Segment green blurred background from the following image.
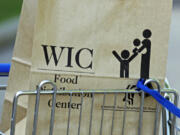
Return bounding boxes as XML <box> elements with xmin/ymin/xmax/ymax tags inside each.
<box><xmin>0</xmin><ymin>0</ymin><xmax>23</xmax><ymax>23</ymax></box>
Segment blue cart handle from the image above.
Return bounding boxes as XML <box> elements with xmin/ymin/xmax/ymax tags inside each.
<box><xmin>0</xmin><ymin>63</ymin><xmax>11</xmax><ymax>76</ymax></box>
<box><xmin>137</xmin><ymin>79</ymin><xmax>180</xmax><ymax>118</ymax></box>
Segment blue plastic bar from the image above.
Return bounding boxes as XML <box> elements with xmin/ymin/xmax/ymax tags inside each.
<box><xmin>0</xmin><ymin>63</ymin><xmax>10</xmax><ymax>76</ymax></box>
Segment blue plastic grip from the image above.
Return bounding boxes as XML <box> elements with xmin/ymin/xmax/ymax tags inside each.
<box><xmin>137</xmin><ymin>79</ymin><xmax>180</xmax><ymax>118</ymax></box>
<box><xmin>0</xmin><ymin>63</ymin><xmax>11</xmax><ymax>76</ymax></box>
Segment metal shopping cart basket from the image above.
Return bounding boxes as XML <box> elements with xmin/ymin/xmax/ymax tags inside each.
<box><xmin>0</xmin><ymin>68</ymin><xmax>180</xmax><ymax>135</ymax></box>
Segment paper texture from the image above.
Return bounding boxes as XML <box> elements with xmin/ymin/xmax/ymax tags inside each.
<box><xmin>5</xmin><ymin>118</ymin><xmax>27</xmax><ymax>135</ymax></box>
<box><xmin>0</xmin><ymin>100</ymin><xmax>26</xmax><ymax>133</ymax></box>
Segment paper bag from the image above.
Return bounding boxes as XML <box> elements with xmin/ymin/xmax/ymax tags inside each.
<box><xmin>24</xmin><ymin>0</ymin><xmax>172</xmax><ymax>134</ymax></box>
<box><xmin>31</xmin><ymin>0</ymin><xmax>172</xmax><ymax>80</ymax></box>
<box><xmin>0</xmin><ymin>0</ymin><xmax>38</xmax><ymax>132</ymax></box>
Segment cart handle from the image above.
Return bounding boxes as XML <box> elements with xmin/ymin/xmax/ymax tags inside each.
<box><xmin>137</xmin><ymin>79</ymin><xmax>180</xmax><ymax>118</ymax></box>
<box><xmin>0</xmin><ymin>63</ymin><xmax>10</xmax><ymax>76</ymax></box>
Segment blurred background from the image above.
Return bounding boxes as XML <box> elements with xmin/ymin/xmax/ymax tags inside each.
<box><xmin>168</xmin><ymin>0</ymin><xmax>180</xmax><ymax>90</ymax></box>
<box><xmin>0</xmin><ymin>0</ymin><xmax>22</xmax><ymax>85</ymax></box>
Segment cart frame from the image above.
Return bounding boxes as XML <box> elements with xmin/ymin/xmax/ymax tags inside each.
<box><xmin>0</xmin><ymin>79</ymin><xmax>179</xmax><ymax>135</ymax></box>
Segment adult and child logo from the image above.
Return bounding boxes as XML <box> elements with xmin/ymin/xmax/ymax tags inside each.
<box><xmin>112</xmin><ymin>29</ymin><xmax>152</xmax><ymax>79</ymax></box>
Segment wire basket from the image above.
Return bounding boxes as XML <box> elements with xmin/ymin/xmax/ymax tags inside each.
<box><xmin>0</xmin><ymin>79</ymin><xmax>179</xmax><ymax>135</ymax></box>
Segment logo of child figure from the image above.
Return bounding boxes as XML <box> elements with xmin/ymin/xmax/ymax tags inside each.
<box><xmin>112</xmin><ymin>29</ymin><xmax>152</xmax><ymax>79</ymax></box>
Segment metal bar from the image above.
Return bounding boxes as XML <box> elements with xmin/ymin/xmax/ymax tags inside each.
<box><xmin>162</xmin><ymin>108</ymin><xmax>166</xmax><ymax>135</ymax></box>
<box><xmin>122</xmin><ymin>93</ymin><xmax>127</xmax><ymax>135</ymax></box>
<box><xmin>110</xmin><ymin>93</ymin><xmax>117</xmax><ymax>135</ymax></box>
<box><xmin>153</xmin><ymin>102</ymin><xmax>160</xmax><ymax>135</ymax></box>
<box><xmin>162</xmin><ymin>105</ymin><xmax>168</xmax><ymax>135</ymax></box>
<box><xmin>165</xmin><ymin>110</ymin><xmax>170</xmax><ymax>135</ymax></box>
<box><xmin>171</xmin><ymin>92</ymin><xmax>179</xmax><ymax>135</ymax></box>
<box><xmin>49</xmin><ymin>84</ymin><xmax>57</xmax><ymax>135</ymax></box>
<box><xmin>99</xmin><ymin>93</ymin><xmax>106</xmax><ymax>135</ymax></box>
<box><xmin>138</xmin><ymin>91</ymin><xmax>144</xmax><ymax>135</ymax></box>
<box><xmin>78</xmin><ymin>93</ymin><xmax>84</xmax><ymax>135</ymax></box>
<box><xmin>144</xmin><ymin>79</ymin><xmax>161</xmax><ymax>135</ymax></box>
<box><xmin>163</xmin><ymin>79</ymin><xmax>171</xmax><ymax>135</ymax></box>
<box><xmin>163</xmin><ymin>92</ymin><xmax>179</xmax><ymax>135</ymax></box>
<box><xmin>10</xmin><ymin>92</ymin><xmax>21</xmax><ymax>135</ymax></box>
<box><xmin>32</xmin><ymin>80</ymin><xmax>57</xmax><ymax>135</ymax></box>
<box><xmin>32</xmin><ymin>86</ymin><xmax>41</xmax><ymax>135</ymax></box>
<box><xmin>162</xmin><ymin>95</ymin><xmax>170</xmax><ymax>135</ymax></box>
<box><xmin>88</xmin><ymin>93</ymin><xmax>94</xmax><ymax>135</ymax></box>
<box><xmin>7</xmin><ymin>90</ymin><xmax>142</xmax><ymax>96</ymax></box>
<box><xmin>3</xmin><ymin>88</ymin><xmax>176</xmax><ymax>98</ymax></box>
<box><xmin>67</xmin><ymin>93</ymin><xmax>72</xmax><ymax>135</ymax></box>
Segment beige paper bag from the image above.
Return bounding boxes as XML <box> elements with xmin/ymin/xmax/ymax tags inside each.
<box><xmin>31</xmin><ymin>0</ymin><xmax>172</xmax><ymax>80</ymax></box>
<box><xmin>0</xmin><ymin>0</ymin><xmax>38</xmax><ymax>132</ymax></box>
<box><xmin>24</xmin><ymin>0</ymin><xmax>172</xmax><ymax>134</ymax></box>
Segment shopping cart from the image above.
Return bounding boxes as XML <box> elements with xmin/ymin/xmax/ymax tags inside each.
<box><xmin>0</xmin><ymin>64</ymin><xmax>179</xmax><ymax>135</ymax></box>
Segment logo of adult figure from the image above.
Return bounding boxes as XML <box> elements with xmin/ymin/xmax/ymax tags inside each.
<box><xmin>136</xmin><ymin>29</ymin><xmax>152</xmax><ymax>79</ymax></box>
<box><xmin>112</xmin><ymin>46</ymin><xmax>138</xmax><ymax>78</ymax></box>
